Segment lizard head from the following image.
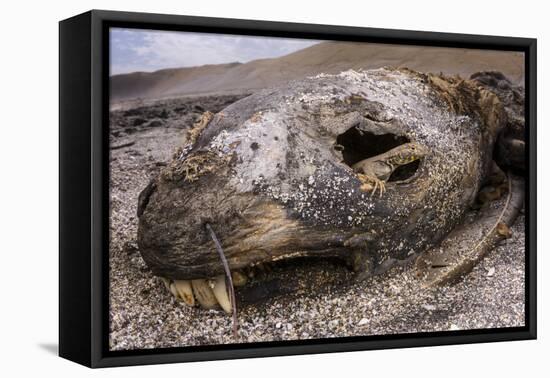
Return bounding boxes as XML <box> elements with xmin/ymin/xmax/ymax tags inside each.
<box><xmin>389</xmin><ymin>142</ymin><xmax>430</xmax><ymax>166</ymax></box>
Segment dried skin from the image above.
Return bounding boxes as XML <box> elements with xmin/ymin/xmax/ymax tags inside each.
<box><xmin>137</xmin><ymin>68</ymin><xmax>509</xmax><ymax>283</ymax></box>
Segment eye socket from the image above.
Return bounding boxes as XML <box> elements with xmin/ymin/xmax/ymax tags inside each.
<box><xmin>336</xmin><ymin>127</ymin><xmax>410</xmax><ymax>166</ymax></box>
<box><xmin>388</xmin><ymin>160</ymin><xmax>422</xmax><ymax>182</ymax></box>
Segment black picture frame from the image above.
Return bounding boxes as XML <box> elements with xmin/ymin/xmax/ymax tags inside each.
<box><xmin>59</xmin><ymin>9</ymin><xmax>537</xmax><ymax>368</ymax></box>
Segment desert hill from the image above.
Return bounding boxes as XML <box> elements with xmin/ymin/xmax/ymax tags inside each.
<box><xmin>110</xmin><ymin>41</ymin><xmax>524</xmax><ymax>102</ymax></box>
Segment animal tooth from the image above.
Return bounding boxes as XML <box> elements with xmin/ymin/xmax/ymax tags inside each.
<box><xmin>231</xmin><ymin>271</ymin><xmax>247</xmax><ymax>287</ymax></box>
<box><xmin>159</xmin><ymin>277</ymin><xmax>171</xmax><ymax>291</ymax></box>
<box><xmin>211</xmin><ymin>275</ymin><xmax>232</xmax><ymax>314</ymax></box>
<box><xmin>174</xmin><ymin>280</ymin><xmax>195</xmax><ymax>306</ymax></box>
<box><xmin>191</xmin><ymin>279</ymin><xmax>218</xmax><ymax>309</ymax></box>
<box><xmin>169</xmin><ymin>282</ymin><xmax>180</xmax><ymax>299</ymax></box>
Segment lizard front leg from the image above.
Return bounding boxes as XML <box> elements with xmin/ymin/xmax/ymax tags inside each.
<box><xmin>357</xmin><ymin>173</ymin><xmax>386</xmax><ymax>198</ymax></box>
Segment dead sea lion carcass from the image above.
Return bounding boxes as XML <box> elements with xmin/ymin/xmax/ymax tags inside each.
<box><xmin>136</xmin><ymin>68</ymin><xmax>513</xmax><ymax>310</ymax></box>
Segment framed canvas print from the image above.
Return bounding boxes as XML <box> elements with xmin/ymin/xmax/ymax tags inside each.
<box><xmin>59</xmin><ymin>10</ymin><xmax>536</xmax><ymax>368</ymax></box>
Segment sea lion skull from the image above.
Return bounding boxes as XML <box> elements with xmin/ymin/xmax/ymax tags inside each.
<box><xmin>136</xmin><ymin>68</ymin><xmax>507</xmax><ymax>303</ymax></box>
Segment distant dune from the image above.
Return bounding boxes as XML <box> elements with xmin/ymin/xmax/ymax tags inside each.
<box><xmin>110</xmin><ymin>41</ymin><xmax>524</xmax><ymax>102</ymax></box>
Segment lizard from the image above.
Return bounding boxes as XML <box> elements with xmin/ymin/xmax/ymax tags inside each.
<box><xmin>352</xmin><ymin>142</ymin><xmax>428</xmax><ymax>197</ymax></box>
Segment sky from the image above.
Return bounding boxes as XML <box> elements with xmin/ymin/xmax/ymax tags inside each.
<box><xmin>110</xmin><ymin>28</ymin><xmax>321</xmax><ymax>75</ymax></box>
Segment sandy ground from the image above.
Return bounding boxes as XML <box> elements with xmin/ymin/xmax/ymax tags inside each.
<box><xmin>108</xmin><ymin>95</ymin><xmax>525</xmax><ymax>351</ymax></box>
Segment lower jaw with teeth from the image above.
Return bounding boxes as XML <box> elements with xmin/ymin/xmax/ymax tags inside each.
<box><xmin>160</xmin><ymin>271</ymin><xmax>247</xmax><ymax>313</ymax></box>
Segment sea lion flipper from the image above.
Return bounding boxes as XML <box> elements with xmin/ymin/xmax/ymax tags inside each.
<box><xmin>415</xmin><ymin>174</ymin><xmax>524</xmax><ymax>286</ymax></box>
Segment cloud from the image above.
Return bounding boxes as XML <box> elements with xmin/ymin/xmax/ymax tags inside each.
<box><xmin>110</xmin><ymin>28</ymin><xmax>321</xmax><ymax>75</ymax></box>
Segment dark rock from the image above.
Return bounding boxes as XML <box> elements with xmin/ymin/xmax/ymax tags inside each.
<box><xmin>132</xmin><ymin>118</ymin><xmax>147</xmax><ymax>127</ymax></box>
<box><xmin>147</xmin><ymin>119</ymin><xmax>164</xmax><ymax>128</ymax></box>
